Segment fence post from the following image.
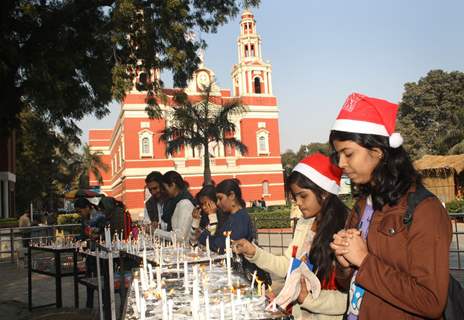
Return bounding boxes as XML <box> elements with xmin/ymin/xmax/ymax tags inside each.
<box><xmin>10</xmin><ymin>228</ymin><xmax>14</xmax><ymax>263</ymax></box>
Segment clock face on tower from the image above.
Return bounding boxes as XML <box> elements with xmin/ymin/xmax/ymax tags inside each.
<box><xmin>197</xmin><ymin>71</ymin><xmax>210</xmax><ymax>87</ymax></box>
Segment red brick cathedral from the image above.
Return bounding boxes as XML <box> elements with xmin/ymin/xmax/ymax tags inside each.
<box><xmin>89</xmin><ymin>10</ymin><xmax>285</xmax><ymax>219</ymax></box>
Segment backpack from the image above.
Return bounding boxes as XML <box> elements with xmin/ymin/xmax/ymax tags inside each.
<box><xmin>403</xmin><ymin>184</ymin><xmax>464</xmax><ymax>320</ymax></box>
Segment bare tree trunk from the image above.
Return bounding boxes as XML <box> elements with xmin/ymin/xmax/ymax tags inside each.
<box><xmin>203</xmin><ymin>143</ymin><xmax>212</xmax><ymax>186</ymax></box>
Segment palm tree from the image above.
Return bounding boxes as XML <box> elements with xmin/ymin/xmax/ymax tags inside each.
<box><xmin>69</xmin><ymin>143</ymin><xmax>109</xmax><ymax>189</ymax></box>
<box><xmin>160</xmin><ymin>83</ymin><xmax>248</xmax><ymax>185</ymax></box>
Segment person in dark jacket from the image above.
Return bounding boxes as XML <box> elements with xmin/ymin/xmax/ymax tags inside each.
<box><xmin>144</xmin><ymin>171</ymin><xmax>166</xmax><ymax>227</ymax></box>
<box><xmin>199</xmin><ymin>179</ymin><xmax>254</xmax><ymax>253</ymax></box>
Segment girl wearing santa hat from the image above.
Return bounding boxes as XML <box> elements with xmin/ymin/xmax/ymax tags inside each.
<box><xmin>234</xmin><ymin>153</ymin><xmax>349</xmax><ymax>319</ymax></box>
<box><xmin>329</xmin><ymin>93</ymin><xmax>451</xmax><ymax>319</ymax></box>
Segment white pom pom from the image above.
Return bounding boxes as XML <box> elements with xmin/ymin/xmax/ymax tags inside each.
<box><xmin>389</xmin><ymin>132</ymin><xmax>403</xmax><ymax>148</ymax></box>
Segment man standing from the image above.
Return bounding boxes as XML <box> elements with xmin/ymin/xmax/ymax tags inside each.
<box><xmin>144</xmin><ymin>171</ymin><xmax>166</xmax><ymax>228</ymax></box>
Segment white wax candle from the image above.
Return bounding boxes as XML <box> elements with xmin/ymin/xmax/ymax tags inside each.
<box><xmin>140</xmin><ymin>267</ymin><xmax>148</xmax><ymax>291</ymax></box>
<box><xmin>209</xmin><ymin>258</ymin><xmax>213</xmax><ymax>272</ymax></box>
<box><xmin>147</xmin><ymin>264</ymin><xmax>154</xmax><ymax>287</ymax></box>
<box><xmin>204</xmin><ymin>289</ymin><xmax>210</xmax><ymax>320</ymax></box>
<box><xmin>206</xmin><ymin>236</ymin><xmax>210</xmax><ymax>258</ymax></box>
<box><xmin>220</xmin><ymin>301</ymin><xmax>225</xmax><ymax>320</ymax></box>
<box><xmin>140</xmin><ymin>297</ymin><xmax>146</xmax><ymax>320</ymax></box>
<box><xmin>162</xmin><ymin>289</ymin><xmax>168</xmax><ymax>320</ymax></box>
<box><xmin>250</xmin><ymin>270</ymin><xmax>257</xmax><ymax>294</ymax></box>
<box><xmin>231</xmin><ymin>293</ymin><xmax>236</xmax><ymax>320</ymax></box>
<box><xmin>156</xmin><ymin>266</ymin><xmax>162</xmax><ymax>290</ymax></box>
<box><xmin>143</xmin><ymin>246</ymin><xmax>147</xmax><ymax>273</ymax></box>
<box><xmin>134</xmin><ymin>279</ymin><xmax>140</xmax><ymax>313</ymax></box>
<box><xmin>262</xmin><ymin>284</ymin><xmax>266</xmax><ymax>297</ymax></box>
<box><xmin>168</xmin><ymin>299</ymin><xmax>174</xmax><ymax>320</ymax></box>
<box><xmin>226</xmin><ymin>233</ymin><xmax>232</xmax><ymax>287</ymax></box>
<box><xmin>184</xmin><ymin>261</ymin><xmax>189</xmax><ymax>294</ymax></box>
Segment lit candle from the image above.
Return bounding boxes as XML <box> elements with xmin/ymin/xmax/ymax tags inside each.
<box><xmin>162</xmin><ymin>289</ymin><xmax>168</xmax><ymax>320</ymax></box>
<box><xmin>262</xmin><ymin>284</ymin><xmax>266</xmax><ymax>298</ymax></box>
<box><xmin>250</xmin><ymin>270</ymin><xmax>257</xmax><ymax>295</ymax></box>
<box><xmin>256</xmin><ymin>278</ymin><xmax>263</xmax><ymax>296</ymax></box>
<box><xmin>206</xmin><ymin>236</ymin><xmax>210</xmax><ymax>258</ymax></box>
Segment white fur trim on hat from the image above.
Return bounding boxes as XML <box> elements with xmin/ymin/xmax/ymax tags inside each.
<box><xmin>389</xmin><ymin>132</ymin><xmax>403</xmax><ymax>148</ymax></box>
<box><xmin>293</xmin><ymin>163</ymin><xmax>340</xmax><ymax>195</ymax></box>
<box><xmin>332</xmin><ymin>119</ymin><xmax>389</xmax><ymax>136</ymax></box>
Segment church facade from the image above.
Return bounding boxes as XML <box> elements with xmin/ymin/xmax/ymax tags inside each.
<box><xmin>89</xmin><ymin>10</ymin><xmax>285</xmax><ymax>218</ymax></box>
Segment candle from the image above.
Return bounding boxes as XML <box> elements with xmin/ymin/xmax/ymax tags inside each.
<box><xmin>168</xmin><ymin>299</ymin><xmax>174</xmax><ymax>320</ymax></box>
<box><xmin>140</xmin><ymin>296</ymin><xmax>146</xmax><ymax>320</ymax></box>
<box><xmin>143</xmin><ymin>246</ymin><xmax>147</xmax><ymax>273</ymax></box>
<box><xmin>140</xmin><ymin>267</ymin><xmax>148</xmax><ymax>291</ymax></box>
<box><xmin>176</xmin><ymin>246</ymin><xmax>180</xmax><ymax>278</ymax></box>
<box><xmin>220</xmin><ymin>301</ymin><xmax>225</xmax><ymax>320</ymax></box>
<box><xmin>225</xmin><ymin>231</ymin><xmax>232</xmax><ymax>287</ymax></box>
<box><xmin>184</xmin><ymin>262</ymin><xmax>189</xmax><ymax>294</ymax></box>
<box><xmin>147</xmin><ymin>264</ymin><xmax>154</xmax><ymax>287</ymax></box>
<box><xmin>250</xmin><ymin>270</ymin><xmax>257</xmax><ymax>295</ymax></box>
<box><xmin>156</xmin><ymin>266</ymin><xmax>162</xmax><ymax>290</ymax></box>
<box><xmin>134</xmin><ymin>279</ymin><xmax>140</xmax><ymax>313</ymax></box>
<box><xmin>206</xmin><ymin>236</ymin><xmax>210</xmax><ymax>258</ymax></box>
<box><xmin>262</xmin><ymin>284</ymin><xmax>266</xmax><ymax>298</ymax></box>
<box><xmin>230</xmin><ymin>292</ymin><xmax>236</xmax><ymax>320</ymax></box>
<box><xmin>162</xmin><ymin>289</ymin><xmax>168</xmax><ymax>320</ymax></box>
<box><xmin>209</xmin><ymin>258</ymin><xmax>213</xmax><ymax>272</ymax></box>
<box><xmin>204</xmin><ymin>289</ymin><xmax>210</xmax><ymax>320</ymax></box>
<box><xmin>256</xmin><ymin>278</ymin><xmax>263</xmax><ymax>296</ymax></box>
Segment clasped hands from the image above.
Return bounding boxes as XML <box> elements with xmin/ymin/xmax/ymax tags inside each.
<box><xmin>329</xmin><ymin>228</ymin><xmax>368</xmax><ymax>268</ymax></box>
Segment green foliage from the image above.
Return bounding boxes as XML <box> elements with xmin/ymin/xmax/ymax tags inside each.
<box><xmin>249</xmin><ymin>206</ymin><xmax>291</xmax><ymax>229</ymax></box>
<box><xmin>160</xmin><ymin>83</ymin><xmax>248</xmax><ymax>185</ymax></box>
<box><xmin>398</xmin><ymin>70</ymin><xmax>464</xmax><ymax>159</ymax></box>
<box><xmin>68</xmin><ymin>144</ymin><xmax>109</xmax><ymax>189</ymax></box>
<box><xmin>0</xmin><ymin>218</ymin><xmax>18</xmax><ymax>228</ymax></box>
<box><xmin>446</xmin><ymin>199</ymin><xmax>464</xmax><ymax>214</ymax></box>
<box><xmin>1</xmin><ymin>0</ymin><xmax>259</xmax><ymax>141</ymax></box>
<box><xmin>57</xmin><ymin>213</ymin><xmax>81</xmax><ymax>225</ymax></box>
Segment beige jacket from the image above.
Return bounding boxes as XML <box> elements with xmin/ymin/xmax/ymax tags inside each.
<box><xmin>247</xmin><ymin>217</ymin><xmax>347</xmax><ymax>320</ymax></box>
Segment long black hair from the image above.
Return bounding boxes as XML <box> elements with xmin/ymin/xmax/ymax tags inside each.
<box><xmin>216</xmin><ymin>179</ymin><xmax>246</xmax><ymax>208</ymax></box>
<box><xmin>287</xmin><ymin>171</ymin><xmax>348</xmax><ymax>283</ymax></box>
<box><xmin>329</xmin><ymin>130</ymin><xmax>421</xmax><ymax>210</ymax></box>
<box><xmin>162</xmin><ymin>171</ymin><xmax>189</xmax><ymax>191</ymax></box>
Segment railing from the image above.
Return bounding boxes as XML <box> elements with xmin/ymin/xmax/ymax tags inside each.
<box><xmin>0</xmin><ymin>224</ymin><xmax>80</xmax><ymax>263</ymax></box>
<box><xmin>254</xmin><ymin>214</ymin><xmax>464</xmax><ymax>271</ymax></box>
<box><xmin>449</xmin><ymin>213</ymin><xmax>464</xmax><ymax>270</ymax></box>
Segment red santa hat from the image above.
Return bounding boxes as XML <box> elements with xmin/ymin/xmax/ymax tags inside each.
<box><xmin>292</xmin><ymin>153</ymin><xmax>342</xmax><ymax>195</ymax></box>
<box><xmin>331</xmin><ymin>93</ymin><xmax>403</xmax><ymax>148</ymax></box>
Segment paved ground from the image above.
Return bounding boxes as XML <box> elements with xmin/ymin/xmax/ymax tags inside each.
<box><xmin>0</xmin><ymin>262</ymin><xmax>99</xmax><ymax>320</ymax></box>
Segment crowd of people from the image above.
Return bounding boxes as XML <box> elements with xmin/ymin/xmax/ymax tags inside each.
<box><xmin>71</xmin><ymin>92</ymin><xmax>453</xmax><ymax>319</ymax></box>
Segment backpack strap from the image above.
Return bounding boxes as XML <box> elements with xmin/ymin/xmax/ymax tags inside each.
<box><xmin>403</xmin><ymin>184</ymin><xmax>436</xmax><ymax>228</ymax></box>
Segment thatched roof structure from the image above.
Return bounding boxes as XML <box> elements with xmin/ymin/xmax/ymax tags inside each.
<box><xmin>414</xmin><ymin>154</ymin><xmax>464</xmax><ymax>174</ymax></box>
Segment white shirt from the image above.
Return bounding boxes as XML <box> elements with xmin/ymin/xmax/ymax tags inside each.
<box><xmin>170</xmin><ymin>199</ymin><xmax>194</xmax><ymax>242</ymax></box>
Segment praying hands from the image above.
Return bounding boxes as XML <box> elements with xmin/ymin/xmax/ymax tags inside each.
<box><xmin>330</xmin><ymin>229</ymin><xmax>369</xmax><ymax>268</ymax></box>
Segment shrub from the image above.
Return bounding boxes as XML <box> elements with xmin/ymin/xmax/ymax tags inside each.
<box><xmin>250</xmin><ymin>207</ymin><xmax>291</xmax><ymax>229</ymax></box>
<box><xmin>57</xmin><ymin>213</ymin><xmax>81</xmax><ymax>225</ymax></box>
<box><xmin>446</xmin><ymin>199</ymin><xmax>464</xmax><ymax>214</ymax></box>
<box><xmin>0</xmin><ymin>218</ymin><xmax>18</xmax><ymax>228</ymax></box>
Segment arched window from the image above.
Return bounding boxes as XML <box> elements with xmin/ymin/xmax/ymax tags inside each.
<box><xmin>139</xmin><ymin>130</ymin><xmax>154</xmax><ymax>158</ymax></box>
<box><xmin>250</xmin><ymin>44</ymin><xmax>255</xmax><ymax>57</ymax></box>
<box><xmin>256</xmin><ymin>130</ymin><xmax>269</xmax><ymax>155</ymax></box>
<box><xmin>244</xmin><ymin>44</ymin><xmax>249</xmax><ymax>57</ymax></box>
<box><xmin>262</xmin><ymin>181</ymin><xmax>270</xmax><ymax>195</ymax></box>
<box><xmin>254</xmin><ymin>77</ymin><xmax>261</xmax><ymax>94</ymax></box>
<box><xmin>142</xmin><ymin>137</ymin><xmax>149</xmax><ymax>154</ymax></box>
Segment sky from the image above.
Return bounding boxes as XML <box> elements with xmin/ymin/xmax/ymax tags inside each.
<box><xmin>78</xmin><ymin>0</ymin><xmax>464</xmax><ymax>152</ymax></box>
